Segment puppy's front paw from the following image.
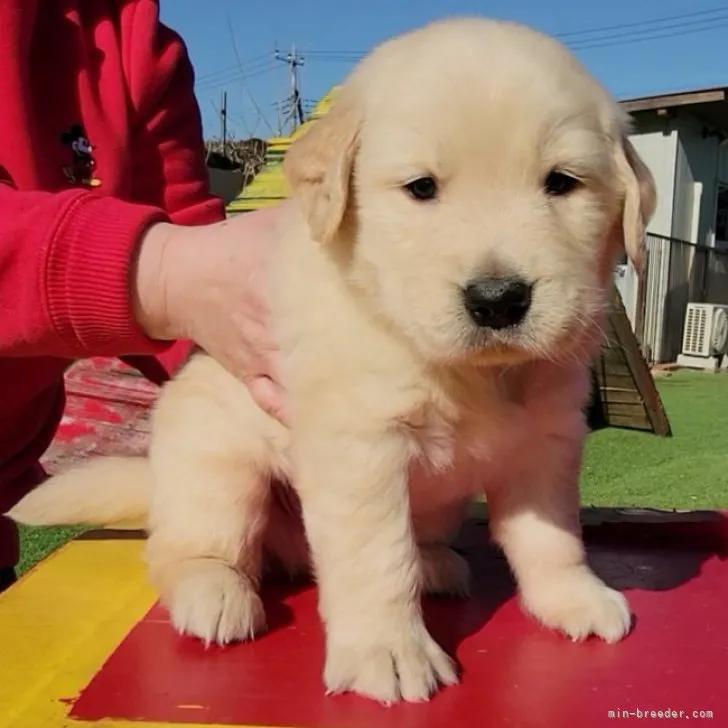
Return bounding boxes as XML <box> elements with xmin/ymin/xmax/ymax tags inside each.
<box><xmin>168</xmin><ymin>561</ymin><xmax>266</xmax><ymax>646</ymax></box>
<box><xmin>521</xmin><ymin>564</ymin><xmax>632</xmax><ymax>643</ymax></box>
<box><xmin>419</xmin><ymin>544</ymin><xmax>471</xmax><ymax>597</ymax></box>
<box><xmin>324</xmin><ymin>618</ymin><xmax>458</xmax><ymax>704</ymax></box>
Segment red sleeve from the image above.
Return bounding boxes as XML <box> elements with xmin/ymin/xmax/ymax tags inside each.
<box><xmin>0</xmin><ymin>2</ymin><xmax>224</xmax><ymax>376</ymax></box>
<box><xmin>121</xmin><ymin>1</ymin><xmax>224</xmax><ymax>226</ymax></box>
<box><xmin>118</xmin><ymin>1</ymin><xmax>226</xmax><ymax>383</ymax></box>
<box><xmin>0</xmin><ymin>184</ymin><xmax>172</xmax><ymax>359</ymax></box>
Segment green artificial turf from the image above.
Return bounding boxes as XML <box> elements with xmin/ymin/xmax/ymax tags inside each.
<box><xmin>17</xmin><ymin>525</ymin><xmax>87</xmax><ymax>574</ymax></box>
<box><xmin>581</xmin><ymin>370</ymin><xmax>728</xmax><ymax>510</ymax></box>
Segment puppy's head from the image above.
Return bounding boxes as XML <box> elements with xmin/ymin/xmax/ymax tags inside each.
<box><xmin>284</xmin><ymin>17</ymin><xmax>656</xmax><ymax>365</ymax></box>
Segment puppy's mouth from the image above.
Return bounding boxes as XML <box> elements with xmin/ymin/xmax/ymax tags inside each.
<box><xmin>455</xmin><ymin>274</ymin><xmax>536</xmax><ymax>364</ymax></box>
<box><xmin>456</xmin><ymin>284</ymin><xmax>603</xmax><ymax>366</ymax></box>
<box><xmin>459</xmin><ymin>341</ymin><xmax>529</xmax><ymax>366</ymax></box>
<box><xmin>459</xmin><ymin>321</ymin><xmax>595</xmax><ymax>367</ymax></box>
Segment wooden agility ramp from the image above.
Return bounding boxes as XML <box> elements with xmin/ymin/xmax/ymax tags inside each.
<box><xmin>588</xmin><ymin>287</ymin><xmax>671</xmax><ymax>436</ymax></box>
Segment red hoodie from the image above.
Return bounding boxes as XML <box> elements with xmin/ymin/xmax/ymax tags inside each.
<box><xmin>0</xmin><ymin>0</ymin><xmax>225</xmax><ymax>565</ymax></box>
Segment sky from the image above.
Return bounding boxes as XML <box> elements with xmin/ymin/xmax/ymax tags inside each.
<box><xmin>159</xmin><ymin>0</ymin><xmax>728</xmax><ymax>141</ymax></box>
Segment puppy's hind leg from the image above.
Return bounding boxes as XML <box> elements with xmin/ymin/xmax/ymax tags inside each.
<box><xmin>414</xmin><ymin>499</ymin><xmax>473</xmax><ymax>598</ymax></box>
<box><xmin>147</xmin><ymin>465</ymin><xmax>269</xmax><ymax>647</ymax></box>
<box><xmin>419</xmin><ymin>544</ymin><xmax>471</xmax><ymax>597</ymax></box>
<box><xmin>145</xmin><ymin>361</ymin><xmax>274</xmax><ymax>646</ymax></box>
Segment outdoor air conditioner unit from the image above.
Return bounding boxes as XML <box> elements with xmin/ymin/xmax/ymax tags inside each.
<box><xmin>680</xmin><ymin>303</ymin><xmax>728</xmax><ymax>361</ymax></box>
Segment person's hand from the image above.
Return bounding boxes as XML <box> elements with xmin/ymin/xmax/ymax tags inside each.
<box><xmin>132</xmin><ymin>204</ymin><xmax>287</xmax><ymax>423</ymax></box>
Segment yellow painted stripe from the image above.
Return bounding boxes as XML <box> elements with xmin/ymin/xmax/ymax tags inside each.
<box><xmin>0</xmin><ymin>539</ymin><xmax>293</xmax><ymax>728</ymax></box>
<box><xmin>226</xmin><ymin>87</ymin><xmax>341</xmax><ymax>216</ymax></box>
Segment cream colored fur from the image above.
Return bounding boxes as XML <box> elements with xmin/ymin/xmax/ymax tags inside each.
<box><xmin>9</xmin><ymin>17</ymin><xmax>656</xmax><ymax>705</ymax></box>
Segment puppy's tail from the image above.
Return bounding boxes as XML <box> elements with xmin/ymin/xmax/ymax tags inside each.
<box><xmin>7</xmin><ymin>456</ymin><xmax>152</xmax><ymax>527</ymax></box>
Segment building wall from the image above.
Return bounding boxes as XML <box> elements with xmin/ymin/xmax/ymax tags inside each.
<box><xmin>628</xmin><ymin>113</ymin><xmax>721</xmax><ymax>245</ymax></box>
<box><xmin>628</xmin><ymin>120</ymin><xmax>678</xmax><ymax>238</ymax></box>
<box><xmin>627</xmin><ymin>110</ymin><xmax>727</xmax><ymax>362</ymax></box>
<box><xmin>719</xmin><ymin>142</ymin><xmax>728</xmax><ymax>182</ymax></box>
<box><xmin>619</xmin><ymin>121</ymin><xmax>678</xmax><ymax>327</ymax></box>
<box><xmin>672</xmin><ymin>115</ymin><xmax>719</xmax><ymax>247</ymax></box>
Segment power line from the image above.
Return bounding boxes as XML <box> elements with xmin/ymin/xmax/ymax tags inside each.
<box><xmin>225</xmin><ymin>16</ymin><xmax>276</xmax><ymax>136</ymax></box>
<box><xmin>577</xmin><ymin>19</ymin><xmax>728</xmax><ymax>51</ymax></box>
<box><xmin>195</xmin><ymin>52</ymin><xmax>272</xmax><ymax>83</ymax></box>
<box><xmin>195</xmin><ymin>61</ymin><xmax>278</xmax><ymax>93</ymax></box>
<box><xmin>557</xmin><ymin>3</ymin><xmax>728</xmax><ymax>38</ymax></box>
<box><xmin>302</xmin><ymin>19</ymin><xmax>728</xmax><ymax>62</ymax></box>
<box><xmin>300</xmin><ymin>4</ymin><xmax>728</xmax><ymax>59</ymax></box>
<box><xmin>199</xmin><ymin>3</ymin><xmax>728</xmax><ymax>138</ymax></box>
<box><xmin>197</xmin><ymin>59</ymin><xmax>277</xmax><ymax>85</ymax></box>
<box><xmin>570</xmin><ymin>10</ymin><xmax>728</xmax><ymax>49</ymax></box>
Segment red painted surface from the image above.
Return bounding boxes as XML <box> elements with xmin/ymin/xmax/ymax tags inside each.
<box><xmin>41</xmin><ymin>358</ymin><xmax>157</xmax><ymax>473</ymax></box>
<box><xmin>71</xmin><ymin>517</ymin><xmax>728</xmax><ymax>728</ymax></box>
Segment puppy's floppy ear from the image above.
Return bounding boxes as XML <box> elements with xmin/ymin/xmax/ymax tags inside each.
<box><xmin>283</xmin><ymin>91</ymin><xmax>360</xmax><ymax>244</ymax></box>
<box><xmin>613</xmin><ymin>135</ymin><xmax>657</xmax><ymax>274</ymax></box>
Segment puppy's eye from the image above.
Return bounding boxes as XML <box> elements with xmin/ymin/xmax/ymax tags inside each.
<box><xmin>544</xmin><ymin>170</ymin><xmax>581</xmax><ymax>196</ymax></box>
<box><xmin>404</xmin><ymin>176</ymin><xmax>438</xmax><ymax>201</ymax></box>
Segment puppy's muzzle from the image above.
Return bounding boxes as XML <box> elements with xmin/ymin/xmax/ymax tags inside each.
<box><xmin>462</xmin><ymin>277</ymin><xmax>532</xmax><ymax>330</ymax></box>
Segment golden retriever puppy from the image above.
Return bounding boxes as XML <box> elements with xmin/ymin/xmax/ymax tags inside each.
<box><xmin>9</xmin><ymin>16</ymin><xmax>656</xmax><ymax>705</ymax></box>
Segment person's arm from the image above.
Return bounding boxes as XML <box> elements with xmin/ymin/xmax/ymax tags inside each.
<box><xmin>0</xmin><ymin>184</ymin><xmax>172</xmax><ymax>359</ymax></box>
<box><xmin>0</xmin><ymin>2</ymin><xmax>222</xmax><ymax>365</ymax></box>
<box><xmin>117</xmin><ymin>1</ymin><xmax>226</xmax><ymax>384</ymax></box>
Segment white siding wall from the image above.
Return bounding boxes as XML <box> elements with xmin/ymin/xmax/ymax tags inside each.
<box><xmin>672</xmin><ymin>116</ymin><xmax>719</xmax><ymax>247</ymax></box>
<box><xmin>619</xmin><ymin>126</ymin><xmax>678</xmax><ymax>330</ymax></box>
<box><xmin>627</xmin><ymin>116</ymin><xmax>719</xmax><ymax>245</ymax></box>
<box><xmin>629</xmin><ymin>127</ymin><xmax>678</xmax><ymax>238</ymax></box>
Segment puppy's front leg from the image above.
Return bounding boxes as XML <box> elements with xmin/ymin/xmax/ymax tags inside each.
<box><xmin>487</xmin><ymin>431</ymin><xmax>632</xmax><ymax>643</ymax></box>
<box><xmin>294</xmin><ymin>426</ymin><xmax>458</xmax><ymax>704</ymax></box>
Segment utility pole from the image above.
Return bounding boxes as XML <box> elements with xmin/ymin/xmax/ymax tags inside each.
<box><xmin>220</xmin><ymin>91</ymin><xmax>228</xmax><ymax>155</ymax></box>
<box><xmin>275</xmin><ymin>45</ymin><xmax>305</xmax><ymax>134</ymax></box>
<box><xmin>271</xmin><ymin>100</ymin><xmax>284</xmax><ymax>137</ymax></box>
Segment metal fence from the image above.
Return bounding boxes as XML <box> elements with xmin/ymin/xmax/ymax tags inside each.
<box><xmin>636</xmin><ymin>233</ymin><xmax>728</xmax><ymax>364</ymax></box>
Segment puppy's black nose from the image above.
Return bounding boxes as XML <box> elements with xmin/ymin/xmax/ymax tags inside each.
<box><xmin>462</xmin><ymin>277</ymin><xmax>532</xmax><ymax>329</ymax></box>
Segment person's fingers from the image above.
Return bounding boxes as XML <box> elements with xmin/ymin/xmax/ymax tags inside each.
<box><xmin>233</xmin><ymin>319</ymin><xmax>283</xmax><ymax>382</ymax></box>
<box><xmin>269</xmin><ymin>355</ymin><xmax>285</xmax><ymax>391</ymax></box>
<box><xmin>246</xmin><ymin>376</ymin><xmax>288</xmax><ymax>426</ymax></box>
<box><xmin>249</xmin><ymin>334</ymin><xmax>284</xmax><ymax>386</ymax></box>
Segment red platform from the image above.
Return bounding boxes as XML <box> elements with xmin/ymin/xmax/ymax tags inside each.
<box><xmin>6</xmin><ymin>358</ymin><xmax>722</xmax><ymax>727</ymax></box>
<box><xmin>64</xmin><ymin>515</ymin><xmax>727</xmax><ymax>727</ymax></box>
